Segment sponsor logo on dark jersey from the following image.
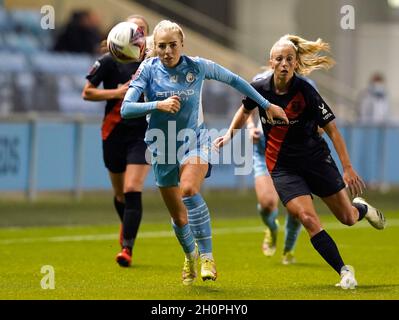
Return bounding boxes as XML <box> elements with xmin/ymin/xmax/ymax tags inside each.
<box><xmin>266</xmin><ymin>119</ymin><xmax>300</xmax><ymax>126</ymax></box>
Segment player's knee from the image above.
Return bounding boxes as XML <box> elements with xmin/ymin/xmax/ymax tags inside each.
<box><xmin>258</xmin><ymin>198</ymin><xmax>277</xmax><ymax>213</ymax></box>
<box><xmin>172</xmin><ymin>215</ymin><xmax>188</xmax><ymax>227</ymax></box>
<box><xmin>297</xmin><ymin>210</ymin><xmax>318</xmax><ymax>231</ymax></box>
<box><xmin>180</xmin><ymin>184</ymin><xmax>199</xmax><ymax>197</ymax></box>
<box><xmin>124</xmin><ymin>185</ymin><xmax>142</xmax><ymax>193</ymax></box>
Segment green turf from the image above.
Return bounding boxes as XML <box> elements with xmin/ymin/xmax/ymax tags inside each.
<box><xmin>0</xmin><ymin>190</ymin><xmax>398</xmax><ymax>299</ymax></box>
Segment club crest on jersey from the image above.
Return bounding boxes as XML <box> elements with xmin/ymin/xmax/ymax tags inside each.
<box><xmin>291</xmin><ymin>101</ymin><xmax>302</xmax><ymax>113</ymax></box>
<box><xmin>186</xmin><ymin>72</ymin><xmax>195</xmax><ymax>83</ymax></box>
<box><xmin>318</xmin><ymin>103</ymin><xmax>330</xmax><ymax>115</ymax></box>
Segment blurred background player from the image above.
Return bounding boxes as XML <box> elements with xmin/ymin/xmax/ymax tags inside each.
<box><xmin>121</xmin><ymin>20</ymin><xmax>286</xmax><ymax>285</ymax></box>
<box><xmin>82</xmin><ymin>15</ymin><xmax>151</xmax><ymax>267</ymax></box>
<box><xmin>214</xmin><ymin>34</ymin><xmax>386</xmax><ymax>289</ymax></box>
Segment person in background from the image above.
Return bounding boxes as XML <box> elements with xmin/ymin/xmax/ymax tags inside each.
<box><xmin>82</xmin><ymin>15</ymin><xmax>150</xmax><ymax>267</ymax></box>
<box><xmin>54</xmin><ymin>10</ymin><xmax>102</xmax><ymax>54</ymax></box>
<box><xmin>357</xmin><ymin>72</ymin><xmax>390</xmax><ymax>125</ymax></box>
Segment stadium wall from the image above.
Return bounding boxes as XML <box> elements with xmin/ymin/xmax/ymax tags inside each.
<box><xmin>0</xmin><ymin>116</ymin><xmax>398</xmax><ymax>199</ymax></box>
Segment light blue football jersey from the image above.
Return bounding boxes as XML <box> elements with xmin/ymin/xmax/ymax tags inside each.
<box><xmin>121</xmin><ymin>55</ymin><xmax>271</xmax><ymax>159</ymax></box>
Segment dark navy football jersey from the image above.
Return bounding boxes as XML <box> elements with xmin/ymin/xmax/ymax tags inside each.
<box><xmin>86</xmin><ymin>53</ymin><xmax>147</xmax><ymax>140</ymax></box>
<box><xmin>243</xmin><ymin>74</ymin><xmax>335</xmax><ymax>172</ymax></box>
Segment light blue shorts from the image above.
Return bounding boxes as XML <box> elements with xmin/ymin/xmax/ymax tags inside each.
<box><xmin>253</xmin><ymin>135</ymin><xmax>270</xmax><ymax>178</ymax></box>
<box><xmin>152</xmin><ymin>135</ymin><xmax>212</xmax><ymax>188</ymax></box>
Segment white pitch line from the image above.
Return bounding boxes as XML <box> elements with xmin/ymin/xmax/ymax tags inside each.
<box><xmin>0</xmin><ymin>219</ymin><xmax>397</xmax><ymax>245</ymax></box>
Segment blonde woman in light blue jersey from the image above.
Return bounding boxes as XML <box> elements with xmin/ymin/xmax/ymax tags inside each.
<box><xmin>121</xmin><ymin>20</ymin><xmax>287</xmax><ymax>285</ymax></box>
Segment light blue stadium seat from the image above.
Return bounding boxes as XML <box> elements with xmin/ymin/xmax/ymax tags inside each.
<box><xmin>30</xmin><ymin>52</ymin><xmax>92</xmax><ymax>75</ymax></box>
<box><xmin>9</xmin><ymin>9</ymin><xmax>42</xmax><ymax>34</ymax></box>
<box><xmin>0</xmin><ymin>52</ymin><xmax>27</xmax><ymax>72</ymax></box>
<box><xmin>0</xmin><ymin>8</ymin><xmax>10</xmax><ymax>31</ymax></box>
<box><xmin>4</xmin><ymin>32</ymin><xmax>41</xmax><ymax>53</ymax></box>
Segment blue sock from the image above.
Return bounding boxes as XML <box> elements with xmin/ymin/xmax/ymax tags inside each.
<box><xmin>171</xmin><ymin>222</ymin><xmax>196</xmax><ymax>254</ymax></box>
<box><xmin>257</xmin><ymin>204</ymin><xmax>278</xmax><ymax>231</ymax></box>
<box><xmin>183</xmin><ymin>193</ymin><xmax>212</xmax><ymax>255</ymax></box>
<box><xmin>284</xmin><ymin>214</ymin><xmax>301</xmax><ymax>253</ymax></box>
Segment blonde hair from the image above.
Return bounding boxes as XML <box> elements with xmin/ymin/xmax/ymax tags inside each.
<box><xmin>146</xmin><ymin>20</ymin><xmax>185</xmax><ymax>58</ymax></box>
<box><xmin>270</xmin><ymin>34</ymin><xmax>335</xmax><ymax>76</ymax></box>
<box><xmin>145</xmin><ymin>35</ymin><xmax>155</xmax><ymax>58</ymax></box>
<box><xmin>153</xmin><ymin>20</ymin><xmax>184</xmax><ymax>43</ymax></box>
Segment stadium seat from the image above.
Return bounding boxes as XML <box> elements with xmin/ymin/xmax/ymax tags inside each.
<box><xmin>4</xmin><ymin>32</ymin><xmax>41</xmax><ymax>54</ymax></box>
<box><xmin>30</xmin><ymin>52</ymin><xmax>92</xmax><ymax>75</ymax></box>
<box><xmin>9</xmin><ymin>9</ymin><xmax>42</xmax><ymax>35</ymax></box>
<box><xmin>0</xmin><ymin>52</ymin><xmax>27</xmax><ymax>72</ymax></box>
<box><xmin>0</xmin><ymin>8</ymin><xmax>10</xmax><ymax>31</ymax></box>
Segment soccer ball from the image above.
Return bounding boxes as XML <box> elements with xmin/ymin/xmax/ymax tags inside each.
<box><xmin>107</xmin><ymin>21</ymin><xmax>145</xmax><ymax>63</ymax></box>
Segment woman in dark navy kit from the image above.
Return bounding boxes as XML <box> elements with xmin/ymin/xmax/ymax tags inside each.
<box><xmin>215</xmin><ymin>34</ymin><xmax>386</xmax><ymax>289</ymax></box>
<box><xmin>82</xmin><ymin>15</ymin><xmax>150</xmax><ymax>267</ymax></box>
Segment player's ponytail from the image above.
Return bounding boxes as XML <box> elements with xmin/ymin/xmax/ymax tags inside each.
<box><xmin>270</xmin><ymin>34</ymin><xmax>335</xmax><ymax>75</ymax></box>
<box><xmin>143</xmin><ymin>35</ymin><xmax>155</xmax><ymax>58</ymax></box>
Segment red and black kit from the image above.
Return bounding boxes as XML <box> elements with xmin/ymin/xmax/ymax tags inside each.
<box><xmin>243</xmin><ymin>74</ymin><xmax>346</xmax><ymax>205</ymax></box>
<box><xmin>86</xmin><ymin>53</ymin><xmax>148</xmax><ymax>173</ymax></box>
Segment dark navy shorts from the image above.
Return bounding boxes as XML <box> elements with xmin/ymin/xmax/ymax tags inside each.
<box><xmin>271</xmin><ymin>154</ymin><xmax>346</xmax><ymax>206</ymax></box>
<box><xmin>102</xmin><ymin>125</ymin><xmax>149</xmax><ymax>173</ymax></box>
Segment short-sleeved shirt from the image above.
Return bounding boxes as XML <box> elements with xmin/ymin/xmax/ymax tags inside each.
<box><xmin>243</xmin><ymin>74</ymin><xmax>335</xmax><ymax>173</ymax></box>
<box><xmin>86</xmin><ymin>53</ymin><xmax>147</xmax><ymax>140</ymax></box>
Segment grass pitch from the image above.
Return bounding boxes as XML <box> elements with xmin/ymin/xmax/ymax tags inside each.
<box><xmin>0</xmin><ymin>190</ymin><xmax>398</xmax><ymax>300</ymax></box>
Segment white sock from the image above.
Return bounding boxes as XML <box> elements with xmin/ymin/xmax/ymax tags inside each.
<box><xmin>200</xmin><ymin>253</ymin><xmax>213</xmax><ymax>261</ymax></box>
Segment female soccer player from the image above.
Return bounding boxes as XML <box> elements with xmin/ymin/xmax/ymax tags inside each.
<box><xmin>247</xmin><ymin>69</ymin><xmax>309</xmax><ymax>264</ymax></box>
<box><xmin>214</xmin><ymin>34</ymin><xmax>386</xmax><ymax>289</ymax></box>
<box><xmin>121</xmin><ymin>20</ymin><xmax>287</xmax><ymax>285</ymax></box>
<box><xmin>82</xmin><ymin>15</ymin><xmax>151</xmax><ymax>267</ymax></box>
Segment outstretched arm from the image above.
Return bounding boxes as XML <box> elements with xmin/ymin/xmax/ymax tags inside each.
<box><xmin>213</xmin><ymin>105</ymin><xmax>253</xmax><ymax>149</ymax></box>
<box><xmin>203</xmin><ymin>59</ymin><xmax>288</xmax><ymax>123</ymax></box>
<box><xmin>82</xmin><ymin>81</ymin><xmax>129</xmax><ymax>101</ymax></box>
<box><xmin>246</xmin><ymin>110</ymin><xmax>261</xmax><ymax>144</ymax></box>
<box><xmin>323</xmin><ymin>121</ymin><xmax>365</xmax><ymax>197</ymax></box>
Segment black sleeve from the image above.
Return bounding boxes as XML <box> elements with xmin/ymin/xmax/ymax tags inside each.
<box><xmin>305</xmin><ymin>83</ymin><xmax>336</xmax><ymax>127</ymax></box>
<box><xmin>242</xmin><ymin>80</ymin><xmax>261</xmax><ymax>111</ymax></box>
<box><xmin>85</xmin><ymin>55</ymin><xmax>110</xmax><ymax>87</ymax></box>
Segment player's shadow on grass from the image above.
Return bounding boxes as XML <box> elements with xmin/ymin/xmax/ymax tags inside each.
<box><xmin>275</xmin><ymin>262</ymin><xmax>325</xmax><ymax>269</ymax></box>
<box><xmin>359</xmin><ymin>284</ymin><xmax>399</xmax><ymax>290</ymax></box>
<box><xmin>183</xmin><ymin>284</ymin><xmax>222</xmax><ymax>294</ymax></box>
